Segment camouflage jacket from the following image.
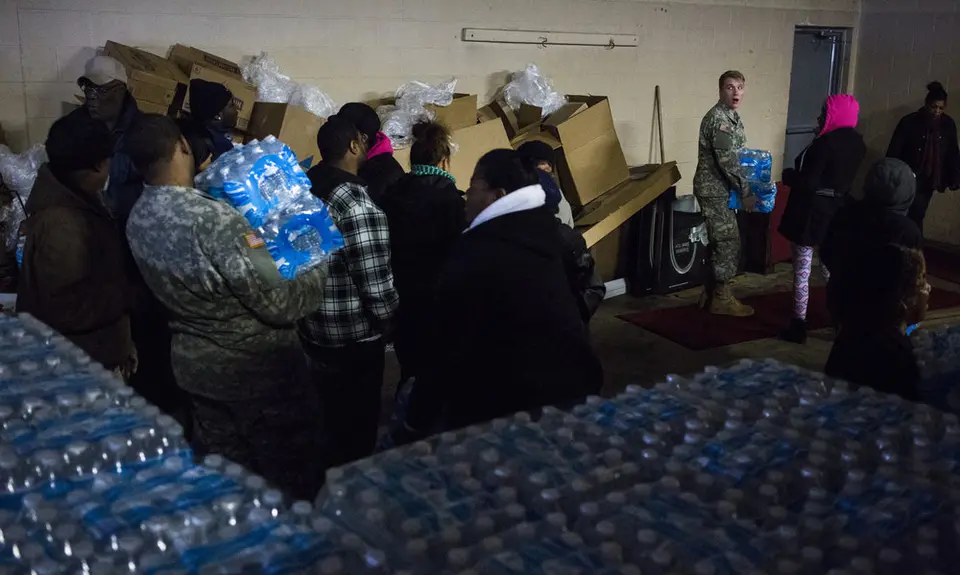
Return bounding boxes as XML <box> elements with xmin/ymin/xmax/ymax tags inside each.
<box><xmin>126</xmin><ymin>185</ymin><xmax>327</xmax><ymax>401</ymax></box>
<box><xmin>694</xmin><ymin>102</ymin><xmax>750</xmax><ymax>199</ymax></box>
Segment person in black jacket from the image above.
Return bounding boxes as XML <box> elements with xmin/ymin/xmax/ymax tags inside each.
<box><xmin>516</xmin><ymin>141</ymin><xmax>605</xmax><ymax>323</ymax></box>
<box><xmin>824</xmin><ymin>244</ymin><xmax>929</xmax><ymax>402</ymax></box>
<box><xmin>402</xmin><ymin>149</ymin><xmax>603</xmax><ymax>435</ymax></box>
<box><xmin>821</xmin><ymin>158</ymin><xmax>923</xmax><ymax>325</ymax></box>
<box><xmin>380</xmin><ymin>120</ymin><xmax>465</xmax><ymax>381</ymax></box>
<box><xmin>778</xmin><ymin>95</ymin><xmax>866</xmax><ymax>343</ymax></box>
<box><xmin>338</xmin><ymin>102</ymin><xmax>406</xmax><ymax>206</ymax></box>
<box><xmin>887</xmin><ymin>81</ymin><xmax>960</xmax><ymax>233</ymax></box>
<box><xmin>181</xmin><ymin>79</ymin><xmax>238</xmax><ymax>162</ymax></box>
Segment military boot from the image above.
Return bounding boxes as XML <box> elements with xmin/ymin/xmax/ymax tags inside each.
<box><xmin>709</xmin><ymin>284</ymin><xmax>754</xmax><ymax>317</ymax></box>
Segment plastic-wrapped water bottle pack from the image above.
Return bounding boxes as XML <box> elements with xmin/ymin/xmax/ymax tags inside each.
<box><xmin>0</xmin><ymin>314</ymin><xmax>388</xmax><ymax>574</ymax></box>
<box><xmin>317</xmin><ymin>358</ymin><xmax>960</xmax><ymax>574</ymax></box>
<box><xmin>729</xmin><ymin>148</ymin><xmax>776</xmax><ymax>214</ymax></box>
<box><xmin>914</xmin><ymin>325</ymin><xmax>960</xmax><ymax>415</ymax></box>
<box><xmin>194</xmin><ymin>135</ymin><xmax>344</xmax><ymax>279</ymax></box>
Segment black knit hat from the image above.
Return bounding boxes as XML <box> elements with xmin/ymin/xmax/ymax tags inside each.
<box><xmin>189</xmin><ymin>79</ymin><xmax>232</xmax><ymax>124</ymax></box>
<box><xmin>517</xmin><ymin>140</ymin><xmax>557</xmax><ymax>169</ymax></box>
<box><xmin>338</xmin><ymin>102</ymin><xmax>381</xmax><ymax>142</ymax></box>
<box><xmin>46</xmin><ymin>109</ymin><xmax>112</xmax><ymax>172</ymax></box>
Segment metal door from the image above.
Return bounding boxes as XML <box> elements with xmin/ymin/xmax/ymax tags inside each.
<box><xmin>784</xmin><ymin>28</ymin><xmax>848</xmax><ymax>168</ymax></box>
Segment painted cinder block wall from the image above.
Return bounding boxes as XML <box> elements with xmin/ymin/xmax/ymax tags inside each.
<box><xmin>1</xmin><ymin>0</ymin><xmax>861</xmax><ymax>198</ymax></box>
<box><xmin>855</xmin><ymin>0</ymin><xmax>960</xmax><ymax>245</ymax></box>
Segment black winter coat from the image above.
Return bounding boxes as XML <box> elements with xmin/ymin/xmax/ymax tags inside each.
<box><xmin>887</xmin><ymin>109</ymin><xmax>960</xmax><ymax>194</ymax></box>
<box><xmin>360</xmin><ymin>154</ymin><xmax>406</xmax><ymax>207</ymax></box>
<box><xmin>379</xmin><ymin>173</ymin><xmax>466</xmax><ymax>377</ymax></box>
<box><xmin>17</xmin><ymin>165</ymin><xmax>133</xmax><ymax>368</ymax></box>
<box><xmin>557</xmin><ymin>224</ymin><xmax>606</xmax><ymax>323</ymax></box>
<box><xmin>778</xmin><ymin>127</ymin><xmax>866</xmax><ymax>246</ymax></box>
<box><xmin>821</xmin><ymin>203</ymin><xmax>922</xmax><ymax>324</ymax></box>
<box><xmin>406</xmin><ymin>207</ymin><xmax>603</xmax><ymax>431</ymax></box>
<box><xmin>825</xmin><ymin>327</ymin><xmax>920</xmax><ymax>402</ymax></box>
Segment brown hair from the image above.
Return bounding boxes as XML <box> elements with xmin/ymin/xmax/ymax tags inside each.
<box><xmin>719</xmin><ymin>70</ymin><xmax>746</xmax><ymax>90</ymax></box>
<box><xmin>410</xmin><ymin>120</ymin><xmax>452</xmax><ymax>167</ymax></box>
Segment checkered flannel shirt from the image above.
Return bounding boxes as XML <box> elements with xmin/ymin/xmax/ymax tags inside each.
<box><xmin>298</xmin><ymin>181</ymin><xmax>398</xmax><ymax>347</ymax></box>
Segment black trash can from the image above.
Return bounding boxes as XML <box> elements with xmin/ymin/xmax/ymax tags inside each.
<box><xmin>628</xmin><ymin>187</ymin><xmax>709</xmax><ymax>296</ymax></box>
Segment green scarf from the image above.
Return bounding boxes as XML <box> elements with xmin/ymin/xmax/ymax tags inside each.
<box><xmin>411</xmin><ymin>164</ymin><xmax>456</xmax><ymax>184</ymax></box>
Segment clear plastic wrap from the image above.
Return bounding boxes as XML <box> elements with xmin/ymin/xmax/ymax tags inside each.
<box><xmin>503</xmin><ymin>64</ymin><xmax>566</xmax><ymax>117</ymax></box>
<box><xmin>0</xmin><ymin>144</ymin><xmax>46</xmax><ymax>261</ymax></box>
<box><xmin>0</xmin><ymin>144</ymin><xmax>46</xmax><ymax>197</ymax></box>
<box><xmin>377</xmin><ymin>78</ymin><xmax>457</xmax><ymax>148</ymax></box>
<box><xmin>261</xmin><ymin>198</ymin><xmax>344</xmax><ymax>280</ymax></box>
<box><xmin>194</xmin><ymin>136</ymin><xmax>343</xmax><ymax>278</ymax></box>
<box><xmin>241</xmin><ymin>53</ymin><xmax>338</xmax><ymax>118</ymax></box>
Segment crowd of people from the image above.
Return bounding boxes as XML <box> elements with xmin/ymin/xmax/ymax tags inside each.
<box><xmin>14</xmin><ymin>55</ymin><xmax>605</xmax><ymax>497</ymax></box>
<box><xmin>10</xmin><ymin>56</ymin><xmax>951</xmax><ymax>497</ymax></box>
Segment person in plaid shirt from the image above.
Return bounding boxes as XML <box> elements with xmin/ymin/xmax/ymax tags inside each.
<box><xmin>301</xmin><ymin>115</ymin><xmax>399</xmax><ymax>467</ymax></box>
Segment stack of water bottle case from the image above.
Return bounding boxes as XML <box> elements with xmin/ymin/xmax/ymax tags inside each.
<box><xmin>2</xmin><ymin>313</ymin><xmax>960</xmax><ymax>574</ymax></box>
<box><xmin>915</xmin><ymin>324</ymin><xmax>960</xmax><ymax>416</ymax></box>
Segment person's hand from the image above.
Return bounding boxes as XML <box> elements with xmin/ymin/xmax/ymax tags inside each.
<box><xmin>119</xmin><ymin>349</ymin><xmax>138</xmax><ymax>379</ymax></box>
<box><xmin>741</xmin><ymin>195</ymin><xmax>757</xmax><ymax>213</ymax></box>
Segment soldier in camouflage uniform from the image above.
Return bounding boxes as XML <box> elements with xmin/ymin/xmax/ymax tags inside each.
<box><xmin>694</xmin><ymin>70</ymin><xmax>757</xmax><ymax>317</ymax></box>
<box><xmin>124</xmin><ymin>115</ymin><xmax>329</xmax><ymax>499</ymax></box>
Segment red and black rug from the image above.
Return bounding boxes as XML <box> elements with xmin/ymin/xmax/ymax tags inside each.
<box><xmin>618</xmin><ymin>286</ymin><xmax>960</xmax><ymax>351</ymax></box>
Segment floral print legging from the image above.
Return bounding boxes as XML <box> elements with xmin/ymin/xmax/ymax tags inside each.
<box><xmin>792</xmin><ymin>244</ymin><xmax>830</xmax><ymax>320</ymax></box>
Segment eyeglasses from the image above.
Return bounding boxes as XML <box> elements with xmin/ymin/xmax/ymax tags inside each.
<box><xmin>81</xmin><ymin>82</ymin><xmax>117</xmax><ymax>100</ymax></box>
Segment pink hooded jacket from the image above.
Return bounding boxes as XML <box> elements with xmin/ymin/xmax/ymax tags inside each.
<box><xmin>367</xmin><ymin>131</ymin><xmax>395</xmax><ymax>159</ymax></box>
<box><xmin>819</xmin><ymin>94</ymin><xmax>860</xmax><ymax>136</ymax></box>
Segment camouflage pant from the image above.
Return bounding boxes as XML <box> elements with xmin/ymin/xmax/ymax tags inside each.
<box><xmin>697</xmin><ymin>196</ymin><xmax>741</xmax><ymax>283</ymax></box>
<box><xmin>189</xmin><ymin>385</ymin><xmax>325</xmax><ymax>500</ymax></box>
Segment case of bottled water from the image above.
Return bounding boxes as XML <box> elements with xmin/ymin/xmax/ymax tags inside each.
<box><xmin>914</xmin><ymin>324</ymin><xmax>960</xmax><ymax>415</ymax></box>
<box><xmin>728</xmin><ymin>149</ymin><xmax>777</xmax><ymax>214</ymax></box>
<box><xmin>194</xmin><ymin>135</ymin><xmax>344</xmax><ymax>279</ymax></box>
<box><xmin>5</xmin><ymin>310</ymin><xmax>960</xmax><ymax>574</ymax></box>
<box><xmin>317</xmin><ymin>358</ymin><xmax>960</xmax><ymax>574</ymax></box>
<box><xmin>0</xmin><ymin>314</ymin><xmax>384</xmax><ymax>574</ymax></box>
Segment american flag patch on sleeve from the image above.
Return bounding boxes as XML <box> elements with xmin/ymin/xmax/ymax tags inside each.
<box><xmin>243</xmin><ymin>232</ymin><xmax>265</xmax><ymax>249</ymax></box>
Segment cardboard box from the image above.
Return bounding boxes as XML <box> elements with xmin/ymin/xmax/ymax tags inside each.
<box><xmin>476</xmin><ymin>105</ymin><xmax>499</xmax><ymax>124</ymax></box>
<box><xmin>136</xmin><ymin>101</ymin><xmax>172</xmax><ymax>116</ymax></box>
<box><xmin>547</xmin><ymin>96</ymin><xmax>629</xmax><ymax>208</ymax></box>
<box><xmin>168</xmin><ymin>44</ymin><xmax>242</xmax><ymax>79</ymax></box>
<box><xmin>517</xmin><ymin>103</ymin><xmax>542</xmax><ymax>129</ymax></box>
<box><xmin>543</xmin><ymin>102</ymin><xmax>587</xmax><ymax>127</ymax></box>
<box><xmin>394</xmin><ymin>117</ymin><xmax>511</xmax><ymax>187</ymax></box>
<box><xmin>369</xmin><ymin>94</ymin><xmax>479</xmax><ymax>132</ymax></box>
<box><xmin>104</xmin><ymin>41</ymin><xmax>188</xmax><ymax>113</ymax></box>
<box><xmin>575</xmin><ymin>162</ymin><xmax>681</xmax><ymax>248</ymax></box>
<box><xmin>426</xmin><ymin>93</ymin><xmax>478</xmax><ymax>131</ymax></box>
<box><xmin>182</xmin><ymin>64</ymin><xmax>257</xmax><ymax>131</ymax></box>
<box><xmin>245</xmin><ymin>102</ymin><xmax>326</xmax><ymax>170</ymax></box>
<box><xmin>488</xmin><ymin>100</ymin><xmax>520</xmax><ymax>139</ymax></box>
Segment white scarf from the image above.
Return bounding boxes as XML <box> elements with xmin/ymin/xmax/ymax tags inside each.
<box><xmin>468</xmin><ymin>184</ymin><xmax>546</xmax><ymax>230</ymax></box>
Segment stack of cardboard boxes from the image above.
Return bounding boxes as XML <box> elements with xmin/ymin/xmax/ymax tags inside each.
<box><xmin>94</xmin><ymin>41</ymin><xmax>680</xmax><ymax>280</ymax></box>
<box><xmin>489</xmin><ymin>95</ymin><xmax>681</xmax><ymax>278</ymax></box>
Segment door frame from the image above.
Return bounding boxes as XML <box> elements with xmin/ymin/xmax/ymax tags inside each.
<box><xmin>785</xmin><ymin>26</ymin><xmax>853</xmax><ymax>139</ymax></box>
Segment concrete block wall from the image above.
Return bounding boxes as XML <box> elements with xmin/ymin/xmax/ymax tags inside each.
<box><xmin>855</xmin><ymin>0</ymin><xmax>960</xmax><ymax>245</ymax></box>
<box><xmin>1</xmin><ymin>0</ymin><xmax>859</xmax><ymax>196</ymax></box>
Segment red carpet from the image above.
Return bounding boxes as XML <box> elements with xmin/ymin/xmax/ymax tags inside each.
<box><xmin>924</xmin><ymin>245</ymin><xmax>960</xmax><ymax>285</ymax></box>
<box><xmin>618</xmin><ymin>286</ymin><xmax>960</xmax><ymax>351</ymax></box>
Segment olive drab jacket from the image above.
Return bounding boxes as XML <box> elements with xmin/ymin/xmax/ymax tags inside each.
<box><xmin>694</xmin><ymin>102</ymin><xmax>750</xmax><ymax>199</ymax></box>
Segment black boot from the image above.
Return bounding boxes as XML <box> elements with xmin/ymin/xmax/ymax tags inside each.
<box><xmin>780</xmin><ymin>317</ymin><xmax>807</xmax><ymax>344</ymax></box>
